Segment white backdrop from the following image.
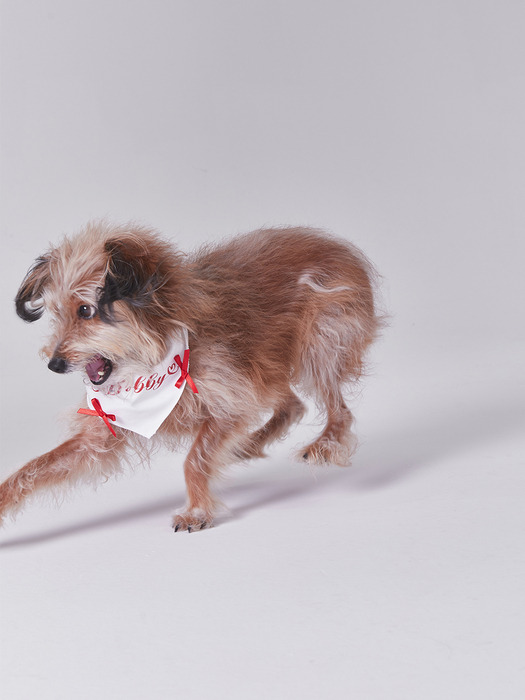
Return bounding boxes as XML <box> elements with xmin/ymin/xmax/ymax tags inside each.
<box><xmin>1</xmin><ymin>2</ymin><xmax>524</xmax><ymax>699</ymax></box>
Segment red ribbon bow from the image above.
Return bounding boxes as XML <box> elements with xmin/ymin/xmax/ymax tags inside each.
<box><xmin>78</xmin><ymin>397</ymin><xmax>117</xmax><ymax>437</ymax></box>
<box><xmin>174</xmin><ymin>349</ymin><xmax>198</xmax><ymax>394</ymax></box>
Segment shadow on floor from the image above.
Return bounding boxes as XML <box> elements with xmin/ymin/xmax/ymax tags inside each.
<box><xmin>0</xmin><ymin>496</ymin><xmax>182</xmax><ymax>549</ymax></box>
<box><xmin>1</xmin><ymin>393</ymin><xmax>522</xmax><ymax>548</ymax></box>
<box><xmin>352</xmin><ymin>394</ymin><xmax>524</xmax><ymax>489</ymax></box>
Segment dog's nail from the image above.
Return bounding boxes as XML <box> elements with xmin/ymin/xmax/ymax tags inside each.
<box><xmin>174</xmin><ymin>524</ymin><xmax>180</xmax><ymax>532</ymax></box>
<box><xmin>303</xmin><ymin>452</ymin><xmax>309</xmax><ymax>460</ymax></box>
<box><xmin>187</xmin><ymin>525</ymin><xmax>192</xmax><ymax>533</ymax></box>
<box><xmin>200</xmin><ymin>522</ymin><xmax>207</xmax><ymax>530</ymax></box>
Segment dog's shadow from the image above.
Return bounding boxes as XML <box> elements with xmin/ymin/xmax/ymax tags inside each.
<box><xmin>0</xmin><ymin>472</ymin><xmax>342</xmax><ymax>549</ymax></box>
<box><xmin>1</xmin><ymin>393</ymin><xmax>522</xmax><ymax>548</ymax></box>
<box><xmin>352</xmin><ymin>393</ymin><xmax>524</xmax><ymax>489</ymax></box>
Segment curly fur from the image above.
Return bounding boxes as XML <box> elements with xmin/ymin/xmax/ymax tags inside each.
<box><xmin>0</xmin><ymin>222</ymin><xmax>382</xmax><ymax>531</ymax></box>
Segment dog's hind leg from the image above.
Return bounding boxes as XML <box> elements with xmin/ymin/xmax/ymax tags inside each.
<box><xmin>297</xmin><ymin>310</ymin><xmax>365</xmax><ymax>467</ymax></box>
<box><xmin>299</xmin><ymin>388</ymin><xmax>356</xmax><ymax>467</ymax></box>
<box><xmin>235</xmin><ymin>391</ymin><xmax>306</xmax><ymax>461</ymax></box>
<box><xmin>0</xmin><ymin>420</ymin><xmax>127</xmax><ymax>525</ymax></box>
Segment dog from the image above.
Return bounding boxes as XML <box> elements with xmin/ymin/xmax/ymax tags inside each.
<box><xmin>0</xmin><ymin>222</ymin><xmax>381</xmax><ymax>532</ymax></box>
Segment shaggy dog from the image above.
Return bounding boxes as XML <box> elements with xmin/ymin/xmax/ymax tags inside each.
<box><xmin>0</xmin><ymin>223</ymin><xmax>380</xmax><ymax>531</ymax></box>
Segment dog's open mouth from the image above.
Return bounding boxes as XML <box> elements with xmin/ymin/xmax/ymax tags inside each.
<box><xmin>85</xmin><ymin>355</ymin><xmax>113</xmax><ymax>385</ymax></box>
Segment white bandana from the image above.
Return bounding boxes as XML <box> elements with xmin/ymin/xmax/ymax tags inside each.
<box><xmin>80</xmin><ymin>329</ymin><xmax>196</xmax><ymax>439</ymax></box>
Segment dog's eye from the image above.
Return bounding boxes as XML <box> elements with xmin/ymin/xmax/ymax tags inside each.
<box><xmin>78</xmin><ymin>304</ymin><xmax>96</xmax><ymax>319</ymax></box>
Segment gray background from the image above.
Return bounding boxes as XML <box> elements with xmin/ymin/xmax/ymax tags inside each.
<box><xmin>1</xmin><ymin>1</ymin><xmax>524</xmax><ymax>699</ymax></box>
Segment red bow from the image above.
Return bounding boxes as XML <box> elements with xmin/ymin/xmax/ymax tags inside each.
<box><xmin>78</xmin><ymin>398</ymin><xmax>117</xmax><ymax>437</ymax></box>
<box><xmin>174</xmin><ymin>349</ymin><xmax>198</xmax><ymax>394</ymax></box>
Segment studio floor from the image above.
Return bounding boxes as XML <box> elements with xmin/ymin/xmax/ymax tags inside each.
<box><xmin>1</xmin><ymin>342</ymin><xmax>523</xmax><ymax>700</ymax></box>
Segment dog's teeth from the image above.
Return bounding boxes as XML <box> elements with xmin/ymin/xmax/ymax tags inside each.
<box><xmin>98</xmin><ymin>370</ymin><xmax>105</xmax><ymax>376</ymax></box>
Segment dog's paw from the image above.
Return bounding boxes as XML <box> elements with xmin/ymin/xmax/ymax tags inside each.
<box><xmin>298</xmin><ymin>434</ymin><xmax>356</xmax><ymax>467</ymax></box>
<box><xmin>172</xmin><ymin>508</ymin><xmax>213</xmax><ymax>533</ymax></box>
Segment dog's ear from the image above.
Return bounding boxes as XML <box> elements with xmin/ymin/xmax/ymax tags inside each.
<box><xmin>15</xmin><ymin>255</ymin><xmax>51</xmax><ymax>322</ymax></box>
<box><xmin>98</xmin><ymin>238</ymin><xmax>163</xmax><ymax>322</ymax></box>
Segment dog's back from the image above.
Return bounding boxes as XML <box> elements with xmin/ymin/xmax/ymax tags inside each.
<box><xmin>192</xmin><ymin>227</ymin><xmax>379</xmax><ymax>385</ymax></box>
<box><xmin>189</xmin><ymin>227</ymin><xmax>381</xmax><ymax>466</ymax></box>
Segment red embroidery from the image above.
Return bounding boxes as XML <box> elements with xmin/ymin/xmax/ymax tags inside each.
<box><xmin>78</xmin><ymin>398</ymin><xmax>117</xmax><ymax>437</ymax></box>
<box><xmin>134</xmin><ymin>372</ymin><xmax>167</xmax><ymax>393</ymax></box>
<box><xmin>174</xmin><ymin>350</ymin><xmax>198</xmax><ymax>393</ymax></box>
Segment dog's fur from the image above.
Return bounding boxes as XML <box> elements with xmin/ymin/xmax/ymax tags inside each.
<box><xmin>0</xmin><ymin>222</ymin><xmax>381</xmax><ymax>531</ymax></box>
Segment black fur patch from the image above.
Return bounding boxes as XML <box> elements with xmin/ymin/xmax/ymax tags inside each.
<box><xmin>98</xmin><ymin>240</ymin><xmax>162</xmax><ymax>323</ymax></box>
<box><xmin>15</xmin><ymin>256</ymin><xmax>50</xmax><ymax>322</ymax></box>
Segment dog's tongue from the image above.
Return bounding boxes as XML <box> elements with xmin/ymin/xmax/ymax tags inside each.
<box><xmin>85</xmin><ymin>355</ymin><xmax>107</xmax><ymax>383</ymax></box>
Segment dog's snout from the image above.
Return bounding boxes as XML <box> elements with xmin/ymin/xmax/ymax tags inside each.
<box><xmin>48</xmin><ymin>356</ymin><xmax>69</xmax><ymax>374</ymax></box>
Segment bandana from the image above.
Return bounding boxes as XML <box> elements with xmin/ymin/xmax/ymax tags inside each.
<box><xmin>78</xmin><ymin>330</ymin><xmax>197</xmax><ymax>439</ymax></box>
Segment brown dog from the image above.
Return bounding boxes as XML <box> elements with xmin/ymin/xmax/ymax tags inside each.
<box><xmin>0</xmin><ymin>222</ymin><xmax>381</xmax><ymax>531</ymax></box>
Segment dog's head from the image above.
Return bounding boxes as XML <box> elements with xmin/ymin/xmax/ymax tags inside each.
<box><xmin>15</xmin><ymin>222</ymin><xmax>188</xmax><ymax>387</ymax></box>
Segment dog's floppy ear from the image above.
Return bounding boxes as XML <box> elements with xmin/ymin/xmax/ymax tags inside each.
<box><xmin>98</xmin><ymin>238</ymin><xmax>163</xmax><ymax>322</ymax></box>
<box><xmin>15</xmin><ymin>255</ymin><xmax>51</xmax><ymax>322</ymax></box>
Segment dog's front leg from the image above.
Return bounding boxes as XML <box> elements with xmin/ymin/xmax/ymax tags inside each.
<box><xmin>0</xmin><ymin>421</ymin><xmax>127</xmax><ymax>525</ymax></box>
<box><xmin>173</xmin><ymin>418</ymin><xmax>244</xmax><ymax>532</ymax></box>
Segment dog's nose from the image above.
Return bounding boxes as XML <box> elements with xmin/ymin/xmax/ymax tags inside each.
<box><xmin>48</xmin><ymin>356</ymin><xmax>69</xmax><ymax>374</ymax></box>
